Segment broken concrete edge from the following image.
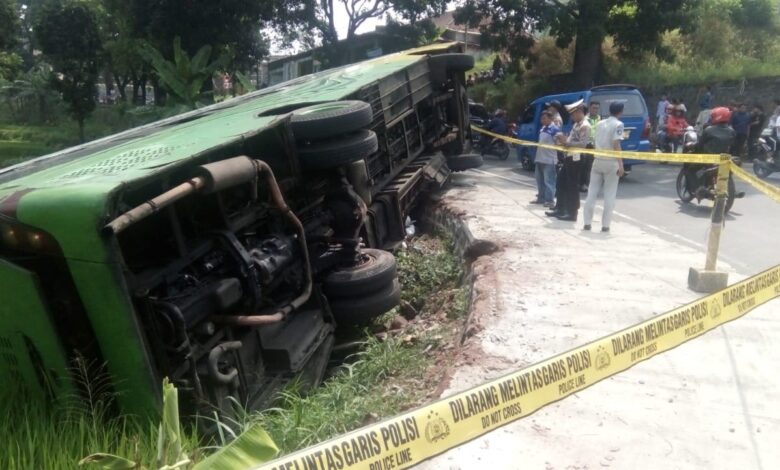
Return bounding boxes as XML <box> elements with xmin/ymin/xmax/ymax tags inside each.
<box><xmin>417</xmin><ymin>197</ymin><xmax>500</xmax><ymax>347</ymax></box>
<box><xmin>688</xmin><ymin>267</ymin><xmax>729</xmax><ymax>293</ymax></box>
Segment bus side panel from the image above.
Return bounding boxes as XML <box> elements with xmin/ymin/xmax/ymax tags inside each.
<box><xmin>17</xmin><ymin>187</ymin><xmax>161</xmax><ymax>417</ymax></box>
<box><xmin>0</xmin><ymin>259</ymin><xmax>73</xmax><ymax>400</ymax></box>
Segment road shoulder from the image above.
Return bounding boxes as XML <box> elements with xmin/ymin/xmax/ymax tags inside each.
<box><xmin>419</xmin><ymin>165</ymin><xmax>780</xmax><ymax>470</ymax></box>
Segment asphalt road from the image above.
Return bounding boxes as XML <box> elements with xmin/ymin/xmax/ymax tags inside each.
<box><xmin>471</xmin><ymin>157</ymin><xmax>780</xmax><ymax>276</ymax></box>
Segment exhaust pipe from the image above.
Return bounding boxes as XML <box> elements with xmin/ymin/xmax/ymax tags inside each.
<box><xmin>105</xmin><ymin>156</ymin><xmax>313</xmax><ymax>323</ymax></box>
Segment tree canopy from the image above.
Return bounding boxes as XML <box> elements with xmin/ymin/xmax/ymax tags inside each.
<box><xmin>457</xmin><ymin>0</ymin><xmax>700</xmax><ymax>88</ymax></box>
<box><xmin>36</xmin><ymin>0</ymin><xmax>101</xmax><ymax>141</ymax></box>
<box><xmin>0</xmin><ymin>0</ymin><xmax>18</xmax><ymax>51</ymax></box>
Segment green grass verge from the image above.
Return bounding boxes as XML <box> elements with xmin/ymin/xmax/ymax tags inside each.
<box><xmin>0</xmin><ymin>401</ymin><xmax>179</xmax><ymax>469</ymax></box>
<box><xmin>0</xmin><ymin>105</ymin><xmax>175</xmax><ymax>168</ymax></box>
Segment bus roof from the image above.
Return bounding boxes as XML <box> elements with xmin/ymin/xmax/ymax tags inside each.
<box><xmin>0</xmin><ymin>43</ymin><xmax>460</xmax><ymax>198</ymax></box>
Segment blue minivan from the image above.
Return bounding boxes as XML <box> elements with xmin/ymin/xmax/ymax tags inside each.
<box><xmin>516</xmin><ymin>84</ymin><xmax>652</xmax><ymax>173</ymax></box>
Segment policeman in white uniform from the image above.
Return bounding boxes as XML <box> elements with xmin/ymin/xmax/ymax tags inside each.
<box><xmin>583</xmin><ymin>102</ymin><xmax>626</xmax><ymax>233</ymax></box>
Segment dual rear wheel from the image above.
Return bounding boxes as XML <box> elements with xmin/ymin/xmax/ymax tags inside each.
<box><xmin>322</xmin><ymin>249</ymin><xmax>400</xmax><ymax>325</ymax></box>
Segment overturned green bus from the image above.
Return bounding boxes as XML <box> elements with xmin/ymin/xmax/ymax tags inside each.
<box><xmin>0</xmin><ymin>43</ymin><xmax>478</xmax><ymax>419</ymax></box>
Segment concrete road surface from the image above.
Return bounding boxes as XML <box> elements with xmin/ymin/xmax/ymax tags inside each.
<box><xmin>475</xmin><ymin>159</ymin><xmax>780</xmax><ymax>276</ymax></box>
<box><xmin>418</xmin><ymin>159</ymin><xmax>780</xmax><ymax>470</ymax></box>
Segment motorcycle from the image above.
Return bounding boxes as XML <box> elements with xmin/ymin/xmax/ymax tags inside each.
<box><xmin>754</xmin><ymin>127</ymin><xmax>780</xmax><ymax>178</ymax></box>
<box><xmin>656</xmin><ymin>128</ymin><xmax>685</xmax><ymax>154</ymax></box>
<box><xmin>474</xmin><ymin>127</ymin><xmax>512</xmax><ymax>160</ymax></box>
<box><xmin>518</xmin><ymin>146</ymin><xmax>535</xmax><ymax>171</ymax></box>
<box><xmin>675</xmin><ymin>127</ymin><xmax>744</xmax><ymax>213</ymax></box>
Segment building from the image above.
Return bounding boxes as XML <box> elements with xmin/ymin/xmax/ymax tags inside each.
<box><xmin>431</xmin><ymin>10</ymin><xmax>485</xmax><ymax>56</ymax></box>
<box><xmin>264</xmin><ymin>30</ymin><xmax>388</xmax><ymax>86</ymax></box>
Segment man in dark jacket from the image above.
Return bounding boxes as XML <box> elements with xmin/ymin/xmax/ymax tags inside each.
<box><xmin>685</xmin><ymin>107</ymin><xmax>735</xmax><ymax>195</ymax></box>
<box><xmin>730</xmin><ymin>103</ymin><xmax>750</xmax><ymax>156</ymax></box>
<box><xmin>747</xmin><ymin>104</ymin><xmax>766</xmax><ymax>160</ymax></box>
<box><xmin>486</xmin><ymin>109</ymin><xmax>508</xmax><ymax>135</ymax></box>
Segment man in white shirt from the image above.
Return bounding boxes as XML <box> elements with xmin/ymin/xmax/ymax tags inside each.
<box><xmin>656</xmin><ymin>94</ymin><xmax>669</xmax><ymax>129</ymax></box>
<box><xmin>695</xmin><ymin>108</ymin><xmax>712</xmax><ymax>134</ymax></box>
<box><xmin>583</xmin><ymin>102</ymin><xmax>626</xmax><ymax>233</ymax></box>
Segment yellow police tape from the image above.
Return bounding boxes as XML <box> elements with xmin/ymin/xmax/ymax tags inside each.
<box><xmin>730</xmin><ymin>163</ymin><xmax>780</xmax><ymax>204</ymax></box>
<box><xmin>471</xmin><ymin>126</ymin><xmax>722</xmax><ymax>164</ymax></box>
<box><xmin>257</xmin><ymin>265</ymin><xmax>780</xmax><ymax>470</ymax></box>
<box><xmin>472</xmin><ymin>125</ymin><xmax>780</xmax><ymax>204</ymax></box>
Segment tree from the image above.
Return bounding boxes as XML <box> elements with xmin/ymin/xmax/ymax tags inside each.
<box><xmin>139</xmin><ymin>37</ymin><xmax>228</xmax><ymax>109</ymax></box>
<box><xmin>0</xmin><ymin>0</ymin><xmax>22</xmax><ymax>80</ymax></box>
<box><xmin>122</xmin><ymin>0</ymin><xmax>274</xmax><ymax>70</ymax></box>
<box><xmin>276</xmin><ymin>0</ymin><xmax>447</xmax><ymax>67</ymax></box>
<box><xmin>36</xmin><ymin>0</ymin><xmax>101</xmax><ymax>142</ymax></box>
<box><xmin>0</xmin><ymin>63</ymin><xmax>58</xmax><ymax>123</ymax></box>
<box><xmin>455</xmin><ymin>0</ymin><xmax>697</xmax><ymax>89</ymax></box>
<box><xmin>105</xmin><ymin>0</ymin><xmax>280</xmax><ymax>105</ymax></box>
<box><xmin>0</xmin><ymin>0</ymin><xmax>18</xmax><ymax>51</ymax></box>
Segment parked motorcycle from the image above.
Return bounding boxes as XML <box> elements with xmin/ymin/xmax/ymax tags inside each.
<box><xmin>518</xmin><ymin>146</ymin><xmax>535</xmax><ymax>171</ymax></box>
<box><xmin>754</xmin><ymin>156</ymin><xmax>780</xmax><ymax>179</ymax></box>
<box><xmin>675</xmin><ymin>127</ymin><xmax>744</xmax><ymax>213</ymax></box>
<box><xmin>656</xmin><ymin>128</ymin><xmax>685</xmax><ymax>154</ymax></box>
<box><xmin>754</xmin><ymin>127</ymin><xmax>780</xmax><ymax>178</ymax></box>
<box><xmin>474</xmin><ymin>128</ymin><xmax>512</xmax><ymax>160</ymax></box>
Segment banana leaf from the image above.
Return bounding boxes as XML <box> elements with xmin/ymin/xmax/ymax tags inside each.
<box><xmin>193</xmin><ymin>424</ymin><xmax>279</xmax><ymax>470</ymax></box>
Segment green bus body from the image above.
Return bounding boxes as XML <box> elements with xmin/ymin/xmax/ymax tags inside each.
<box><xmin>0</xmin><ymin>43</ymin><xmax>472</xmax><ymax>417</ymax></box>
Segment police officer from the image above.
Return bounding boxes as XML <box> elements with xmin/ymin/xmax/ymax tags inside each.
<box><xmin>546</xmin><ymin>99</ymin><xmax>592</xmax><ymax>222</ymax></box>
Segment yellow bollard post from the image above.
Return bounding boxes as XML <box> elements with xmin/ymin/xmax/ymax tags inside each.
<box><xmin>688</xmin><ymin>154</ymin><xmax>731</xmax><ymax>292</ymax></box>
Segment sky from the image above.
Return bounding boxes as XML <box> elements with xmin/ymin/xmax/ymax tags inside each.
<box><xmin>334</xmin><ymin>4</ymin><xmax>385</xmax><ymax>39</ymax></box>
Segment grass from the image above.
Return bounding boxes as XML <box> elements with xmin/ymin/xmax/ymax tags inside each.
<box><xmin>0</xmin><ymin>233</ymin><xmax>470</xmax><ymax>467</ymax></box>
<box><xmin>395</xmin><ymin>234</ymin><xmax>462</xmax><ymax>310</ymax></box>
<box><xmin>0</xmin><ymin>359</ymin><xmax>201</xmax><ymax>469</ymax></box>
<box><xmin>608</xmin><ymin>55</ymin><xmax>780</xmax><ymax>89</ymax></box>
<box><xmin>0</xmin><ymin>104</ymin><xmax>174</xmax><ymax>167</ymax></box>
<box><xmin>250</xmin><ymin>335</ymin><xmax>428</xmax><ymax>453</ymax></box>
<box><xmin>0</xmin><ymin>400</ymin><xmax>171</xmax><ymax>469</ymax></box>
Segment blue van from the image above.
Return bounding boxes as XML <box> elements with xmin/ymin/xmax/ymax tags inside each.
<box><xmin>516</xmin><ymin>84</ymin><xmax>652</xmax><ymax>173</ymax></box>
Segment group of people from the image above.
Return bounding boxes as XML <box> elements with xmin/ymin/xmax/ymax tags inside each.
<box><xmin>655</xmin><ymin>87</ymin><xmax>780</xmax><ymax>159</ymax></box>
<box><xmin>531</xmin><ymin>99</ymin><xmax>627</xmax><ymax>232</ymax></box>
<box><xmin>466</xmin><ymin>55</ymin><xmax>508</xmax><ymax>87</ymax></box>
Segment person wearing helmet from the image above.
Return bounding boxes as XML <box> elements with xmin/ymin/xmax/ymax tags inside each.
<box><xmin>486</xmin><ymin>109</ymin><xmax>508</xmax><ymax>135</ymax></box>
<box><xmin>683</xmin><ymin>106</ymin><xmax>736</xmax><ymax>196</ymax></box>
<box><xmin>701</xmin><ymin>106</ymin><xmax>735</xmax><ymax>154</ymax></box>
<box><xmin>664</xmin><ymin>104</ymin><xmax>689</xmax><ymax>152</ymax></box>
<box><xmin>482</xmin><ymin>108</ymin><xmax>508</xmax><ymax>152</ymax></box>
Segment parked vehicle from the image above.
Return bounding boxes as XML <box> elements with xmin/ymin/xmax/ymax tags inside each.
<box><xmin>516</xmin><ymin>84</ymin><xmax>653</xmax><ymax>174</ymax></box>
<box><xmin>755</xmin><ymin>127</ymin><xmax>780</xmax><ymax>178</ymax></box>
<box><xmin>753</xmin><ymin>155</ymin><xmax>780</xmax><ymax>179</ymax></box>
<box><xmin>656</xmin><ymin>129</ymin><xmax>685</xmax><ymax>154</ymax></box>
<box><xmin>675</xmin><ymin>127</ymin><xmax>744</xmax><ymax>213</ymax></box>
<box><xmin>0</xmin><ymin>43</ymin><xmax>476</xmax><ymax>421</ymax></box>
<box><xmin>474</xmin><ymin>127</ymin><xmax>512</xmax><ymax>160</ymax></box>
<box><xmin>468</xmin><ymin>100</ymin><xmax>489</xmax><ymax>128</ymax></box>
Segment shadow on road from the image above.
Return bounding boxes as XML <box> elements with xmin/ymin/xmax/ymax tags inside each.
<box><xmin>673</xmin><ymin>200</ymin><xmax>740</xmax><ymax>221</ymax></box>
